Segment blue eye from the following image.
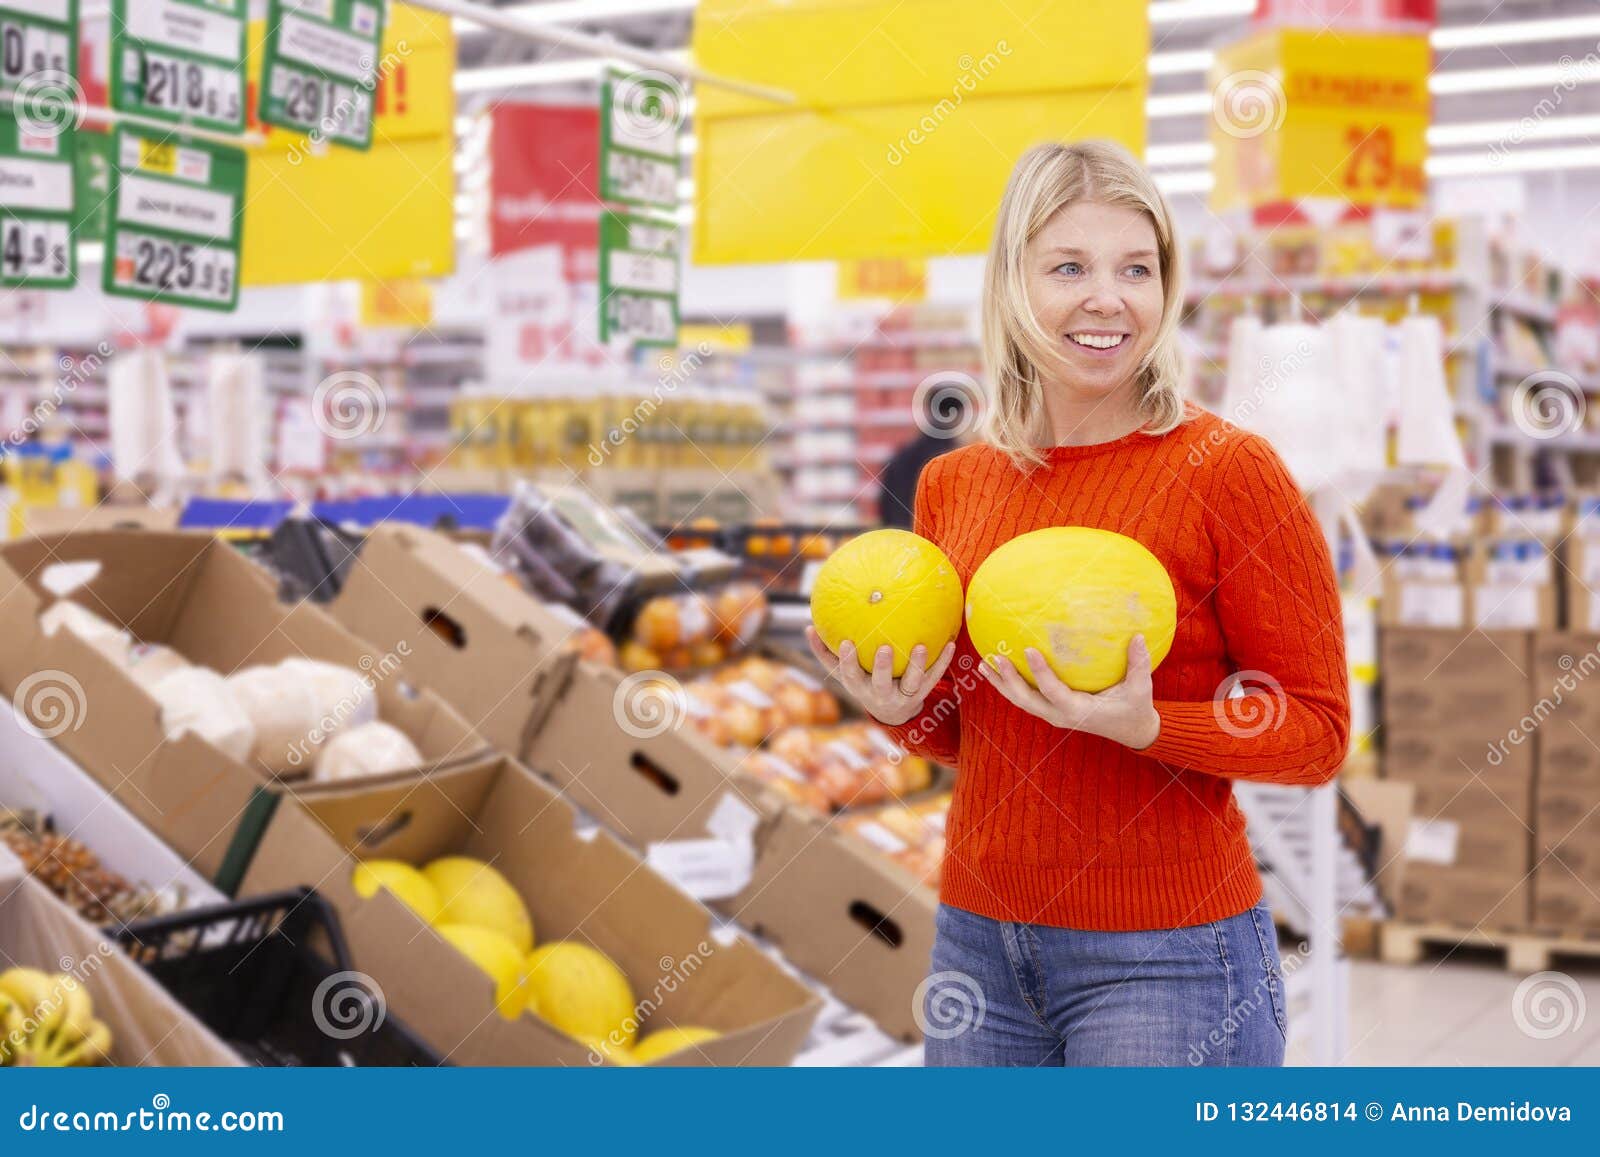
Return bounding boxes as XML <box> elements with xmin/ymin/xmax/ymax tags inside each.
<box><xmin>1054</xmin><ymin>261</ymin><xmax>1083</xmax><ymax>276</ymax></box>
<box><xmin>1126</xmin><ymin>264</ymin><xmax>1152</xmax><ymax>279</ymax></box>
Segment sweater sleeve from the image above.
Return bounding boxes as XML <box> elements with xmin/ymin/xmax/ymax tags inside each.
<box><xmin>1140</xmin><ymin>433</ymin><xmax>1350</xmax><ymax>784</ymax></box>
<box><xmin>876</xmin><ymin>455</ymin><xmax>962</xmax><ymax>767</ymax></box>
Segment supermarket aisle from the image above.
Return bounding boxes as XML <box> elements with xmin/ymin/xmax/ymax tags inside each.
<box><xmin>1303</xmin><ymin>960</ymin><xmax>1600</xmax><ymax>1066</ymax></box>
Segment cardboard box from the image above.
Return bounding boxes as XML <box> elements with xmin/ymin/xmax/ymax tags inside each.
<box><xmin>1530</xmin><ymin>631</ymin><xmax>1600</xmax><ymax>736</ymax></box>
<box><xmin>0</xmin><ymin>866</ymin><xmax>242</xmax><ymax>1066</ymax></box>
<box><xmin>0</xmin><ymin>530</ymin><xmax>489</xmax><ymax>878</ymax></box>
<box><xmin>1380</xmin><ymin>577</ymin><xmax>1465</xmax><ymax>629</ymax></box>
<box><xmin>1464</xmin><ymin>539</ymin><xmax>1557</xmax><ymax>631</ymax></box>
<box><xmin>237</xmin><ymin>757</ymin><xmax>820</xmax><ymax>1066</ymax></box>
<box><xmin>1380</xmin><ymin>629</ymin><xmax>1531</xmax><ymax>733</ymax></box>
<box><xmin>1533</xmin><ymin>862</ymin><xmax>1600</xmax><ymax>933</ymax></box>
<box><xmin>16</xmin><ymin>505</ymin><xmax>181</xmax><ymax>538</ymax></box>
<box><xmin>1559</xmin><ymin>537</ymin><xmax>1600</xmax><ymax>632</ymax></box>
<box><xmin>1383</xmin><ymin>724</ymin><xmax>1533</xmax><ymax>781</ymax></box>
<box><xmin>1536</xmin><ymin>781</ymin><xmax>1600</xmax><ymax>877</ymax></box>
<box><xmin>721</xmin><ymin>805</ymin><xmax>938</xmax><ymax>1042</ymax></box>
<box><xmin>1400</xmin><ymin>776</ymin><xmax>1532</xmax><ymax>875</ymax></box>
<box><xmin>1397</xmin><ymin>865</ymin><xmax>1530</xmax><ymax>930</ymax></box>
<box><xmin>325</xmin><ymin>523</ymin><xmax>579</xmax><ymax>761</ymax></box>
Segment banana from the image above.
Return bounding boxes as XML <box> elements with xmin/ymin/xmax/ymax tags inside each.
<box><xmin>0</xmin><ymin>991</ymin><xmax>20</xmax><ymax>1065</ymax></box>
<box><xmin>47</xmin><ymin>1019</ymin><xmax>111</xmax><ymax>1067</ymax></box>
<box><xmin>51</xmin><ymin>979</ymin><xmax>95</xmax><ymax>1049</ymax></box>
<box><xmin>0</xmin><ymin>969</ymin><xmax>62</xmax><ymax>1036</ymax></box>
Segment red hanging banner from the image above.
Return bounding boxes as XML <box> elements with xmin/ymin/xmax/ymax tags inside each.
<box><xmin>488</xmin><ymin>103</ymin><xmax>604</xmax><ymax>283</ymax></box>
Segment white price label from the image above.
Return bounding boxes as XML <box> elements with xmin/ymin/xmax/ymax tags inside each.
<box><xmin>112</xmin><ymin>230</ymin><xmax>235</xmax><ymax>304</ymax></box>
<box><xmin>136</xmin><ymin>49</ymin><xmax>242</xmax><ymax>123</ymax></box>
<box><xmin>1406</xmin><ymin>818</ymin><xmax>1459</xmax><ymax>866</ymax></box>
<box><xmin>277</xmin><ymin>11</ymin><xmax>375</xmax><ymax>84</ymax></box>
<box><xmin>0</xmin><ymin>217</ymin><xmax>68</xmax><ymax>280</ymax></box>
<box><xmin>268</xmin><ymin>63</ymin><xmax>371</xmax><ymax>138</ymax></box>
<box><xmin>0</xmin><ymin>19</ymin><xmax>69</xmax><ymax>83</ymax></box>
<box><xmin>609</xmin><ymin>293</ymin><xmax>675</xmax><ymax>344</ymax></box>
<box><xmin>604</xmin><ymin>150</ymin><xmax>675</xmax><ymax>206</ymax></box>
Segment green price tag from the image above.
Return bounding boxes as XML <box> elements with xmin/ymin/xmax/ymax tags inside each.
<box><xmin>599</xmin><ymin>209</ymin><xmax>679</xmax><ymax>347</ymax></box>
<box><xmin>71</xmin><ymin>127</ymin><xmax>109</xmax><ymax>242</ymax></box>
<box><xmin>103</xmin><ymin>125</ymin><xmax>245</xmax><ymax>311</ymax></box>
<box><xmin>110</xmin><ymin>0</ymin><xmax>246</xmax><ymax>133</ymax></box>
<box><xmin>0</xmin><ymin>0</ymin><xmax>77</xmax><ymax>94</ymax></box>
<box><xmin>258</xmin><ymin>0</ymin><xmax>385</xmax><ymax>150</ymax></box>
<box><xmin>600</xmin><ymin>68</ymin><xmax>681</xmax><ymax>211</ymax></box>
<box><xmin>0</xmin><ymin>109</ymin><xmax>74</xmax><ymax>286</ymax></box>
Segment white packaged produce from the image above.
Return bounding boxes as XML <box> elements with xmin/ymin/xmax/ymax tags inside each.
<box><xmin>123</xmin><ymin>643</ymin><xmax>190</xmax><ymax>688</ymax></box>
<box><xmin>150</xmin><ymin>668</ymin><xmax>256</xmax><ymax>764</ymax></box>
<box><xmin>39</xmin><ymin>601</ymin><xmax>132</xmax><ymax>667</ymax></box>
<box><xmin>226</xmin><ymin>665</ymin><xmax>324</xmax><ymax>774</ymax></box>
<box><xmin>312</xmin><ymin>721</ymin><xmax>423</xmax><ymax>783</ymax></box>
<box><xmin>280</xmin><ymin>658</ymin><xmax>378</xmax><ymax>732</ymax></box>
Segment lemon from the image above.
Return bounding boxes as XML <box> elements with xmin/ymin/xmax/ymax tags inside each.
<box><xmin>965</xmin><ymin>527</ymin><xmax>1176</xmax><ymax>692</ymax></box>
<box><xmin>810</xmin><ymin>529</ymin><xmax>963</xmax><ymax>676</ymax></box>
<box><xmin>524</xmin><ymin>942</ymin><xmax>637</xmax><ymax>1048</ymax></box>
<box><xmin>435</xmin><ymin>924</ymin><xmax>529</xmax><ymax>1021</ymax></box>
<box><xmin>351</xmin><ymin>860</ymin><xmax>441</xmax><ymax>924</ymax></box>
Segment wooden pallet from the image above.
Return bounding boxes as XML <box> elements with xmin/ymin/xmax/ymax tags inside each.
<box><xmin>1380</xmin><ymin>920</ymin><xmax>1600</xmax><ymax>972</ymax></box>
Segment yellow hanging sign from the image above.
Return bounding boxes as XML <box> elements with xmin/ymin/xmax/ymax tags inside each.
<box><xmin>1210</xmin><ymin>28</ymin><xmax>1430</xmax><ymax>213</ymax></box>
<box><xmin>691</xmin><ymin>0</ymin><xmax>1147</xmax><ymax>264</ymax></box>
<box><xmin>361</xmin><ymin>279</ymin><xmax>435</xmax><ymax>328</ymax></box>
<box><xmin>240</xmin><ymin>4</ymin><xmax>455</xmax><ymax>286</ymax></box>
<box><xmin>838</xmin><ymin>258</ymin><xmax>928</xmax><ymax>303</ymax></box>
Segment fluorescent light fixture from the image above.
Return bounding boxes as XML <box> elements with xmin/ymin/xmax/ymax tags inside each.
<box><xmin>454</xmin><ymin>58</ymin><xmax>608</xmax><ymax>93</ymax></box>
<box><xmin>1426</xmin><ymin>144</ymin><xmax>1600</xmax><ymax>177</ymax></box>
<box><xmin>1428</xmin><ymin>114</ymin><xmax>1600</xmax><ymax>148</ymax></box>
<box><xmin>679</xmin><ymin>133</ymin><xmax>697</xmax><ymax>155</ymax></box>
<box><xmin>1433</xmin><ymin>15</ymin><xmax>1600</xmax><ymax>50</ymax></box>
<box><xmin>1146</xmin><ymin>141</ymin><xmax>1216</xmax><ymax>167</ymax></box>
<box><xmin>1149</xmin><ymin>50</ymin><xmax>1215</xmax><ymax>76</ymax></box>
<box><xmin>1153</xmin><ymin>169</ymin><xmax>1215</xmax><ymax>194</ymax></box>
<box><xmin>452</xmin><ymin>0</ymin><xmax>695</xmax><ymax>37</ymax></box>
<box><xmin>1431</xmin><ymin>62</ymin><xmax>1600</xmax><ymax>95</ymax></box>
<box><xmin>1148</xmin><ymin>92</ymin><xmax>1213</xmax><ymax>118</ymax></box>
<box><xmin>1149</xmin><ymin>0</ymin><xmax>1253</xmax><ymax>25</ymax></box>
<box><xmin>676</xmin><ymin>176</ymin><xmax>694</xmax><ymax>199</ymax></box>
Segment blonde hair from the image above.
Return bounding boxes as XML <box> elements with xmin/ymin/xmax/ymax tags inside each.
<box><xmin>981</xmin><ymin>140</ymin><xmax>1187</xmax><ymax>468</ymax></box>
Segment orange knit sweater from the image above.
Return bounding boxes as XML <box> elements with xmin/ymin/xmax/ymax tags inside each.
<box><xmin>882</xmin><ymin>408</ymin><xmax>1350</xmax><ymax>931</ymax></box>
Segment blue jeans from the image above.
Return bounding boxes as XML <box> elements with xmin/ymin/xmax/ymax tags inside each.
<box><xmin>922</xmin><ymin>901</ymin><xmax>1288</xmax><ymax>1067</ymax></box>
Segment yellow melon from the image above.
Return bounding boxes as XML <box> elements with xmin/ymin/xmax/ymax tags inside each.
<box><xmin>964</xmin><ymin>527</ymin><xmax>1176</xmax><ymax>692</ymax></box>
<box><xmin>435</xmin><ymin>924</ymin><xmax>529</xmax><ymax>1021</ymax></box>
<box><xmin>422</xmin><ymin>857</ymin><xmax>534</xmax><ymax>952</ymax></box>
<box><xmin>350</xmin><ymin>860</ymin><xmax>441</xmax><ymax>924</ymax></box>
<box><xmin>810</xmin><ymin>529</ymin><xmax>963</xmax><ymax>676</ymax></box>
<box><xmin>523</xmin><ymin>942</ymin><xmax>638</xmax><ymax>1048</ymax></box>
<box><xmin>631</xmin><ymin>1026</ymin><xmax>721</xmax><ymax>1063</ymax></box>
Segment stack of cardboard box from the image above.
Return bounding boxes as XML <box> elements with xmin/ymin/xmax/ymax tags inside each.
<box><xmin>1530</xmin><ymin>633</ymin><xmax>1600</xmax><ymax>933</ymax></box>
<box><xmin>1381</xmin><ymin>629</ymin><xmax>1534</xmax><ymax>928</ymax></box>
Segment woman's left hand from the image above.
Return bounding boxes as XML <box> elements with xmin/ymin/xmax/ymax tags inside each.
<box><xmin>977</xmin><ymin>635</ymin><xmax>1161</xmax><ymax>750</ymax></box>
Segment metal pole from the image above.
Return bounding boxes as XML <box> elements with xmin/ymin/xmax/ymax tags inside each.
<box><xmin>408</xmin><ymin>0</ymin><xmax>797</xmax><ymax>105</ymax></box>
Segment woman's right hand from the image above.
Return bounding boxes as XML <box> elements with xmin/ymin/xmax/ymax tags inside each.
<box><xmin>804</xmin><ymin>626</ymin><xmax>958</xmax><ymax>727</ymax></box>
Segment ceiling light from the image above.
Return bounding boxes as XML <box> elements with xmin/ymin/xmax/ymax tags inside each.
<box><xmin>1148</xmin><ymin>92</ymin><xmax>1213</xmax><ymax>118</ymax></box>
<box><xmin>1146</xmin><ymin>141</ymin><xmax>1215</xmax><ymax>167</ymax></box>
<box><xmin>1433</xmin><ymin>15</ymin><xmax>1600</xmax><ymax>50</ymax></box>
<box><xmin>454</xmin><ymin>58</ymin><xmax>610</xmax><ymax>93</ymax></box>
<box><xmin>1431</xmin><ymin>62</ymin><xmax>1600</xmax><ymax>96</ymax></box>
<box><xmin>1429</xmin><ymin>114</ymin><xmax>1600</xmax><ymax>148</ymax></box>
<box><xmin>1153</xmin><ymin>169</ymin><xmax>1215</xmax><ymax>194</ymax></box>
<box><xmin>1149</xmin><ymin>0</ymin><xmax>1254</xmax><ymax>25</ymax></box>
<box><xmin>452</xmin><ymin>0</ymin><xmax>695</xmax><ymax>37</ymax></box>
<box><xmin>1149</xmin><ymin>50</ymin><xmax>1215</xmax><ymax>76</ymax></box>
<box><xmin>1427</xmin><ymin>144</ymin><xmax>1600</xmax><ymax>177</ymax></box>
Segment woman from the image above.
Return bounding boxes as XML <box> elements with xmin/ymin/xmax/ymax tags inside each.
<box><xmin>805</xmin><ymin>141</ymin><xmax>1349</xmax><ymax>1066</ymax></box>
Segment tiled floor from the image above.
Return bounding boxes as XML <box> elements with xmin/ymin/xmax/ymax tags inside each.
<box><xmin>1303</xmin><ymin>954</ymin><xmax>1600</xmax><ymax>1066</ymax></box>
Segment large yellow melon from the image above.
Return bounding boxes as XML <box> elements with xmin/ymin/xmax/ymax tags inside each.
<box><xmin>422</xmin><ymin>857</ymin><xmax>534</xmax><ymax>952</ymax></box>
<box><xmin>524</xmin><ymin>942</ymin><xmax>638</xmax><ymax>1048</ymax></box>
<box><xmin>631</xmin><ymin>1025</ymin><xmax>721</xmax><ymax>1063</ymax></box>
<box><xmin>351</xmin><ymin>860</ymin><xmax>441</xmax><ymax>924</ymax></box>
<box><xmin>435</xmin><ymin>924</ymin><xmax>529</xmax><ymax>1021</ymax></box>
<box><xmin>810</xmin><ymin>529</ymin><xmax>963</xmax><ymax>676</ymax></box>
<box><xmin>964</xmin><ymin>527</ymin><xmax>1176</xmax><ymax>692</ymax></box>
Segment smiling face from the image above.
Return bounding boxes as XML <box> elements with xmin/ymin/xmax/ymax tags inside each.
<box><xmin>1024</xmin><ymin>199</ymin><xmax>1165</xmax><ymax>405</ymax></box>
